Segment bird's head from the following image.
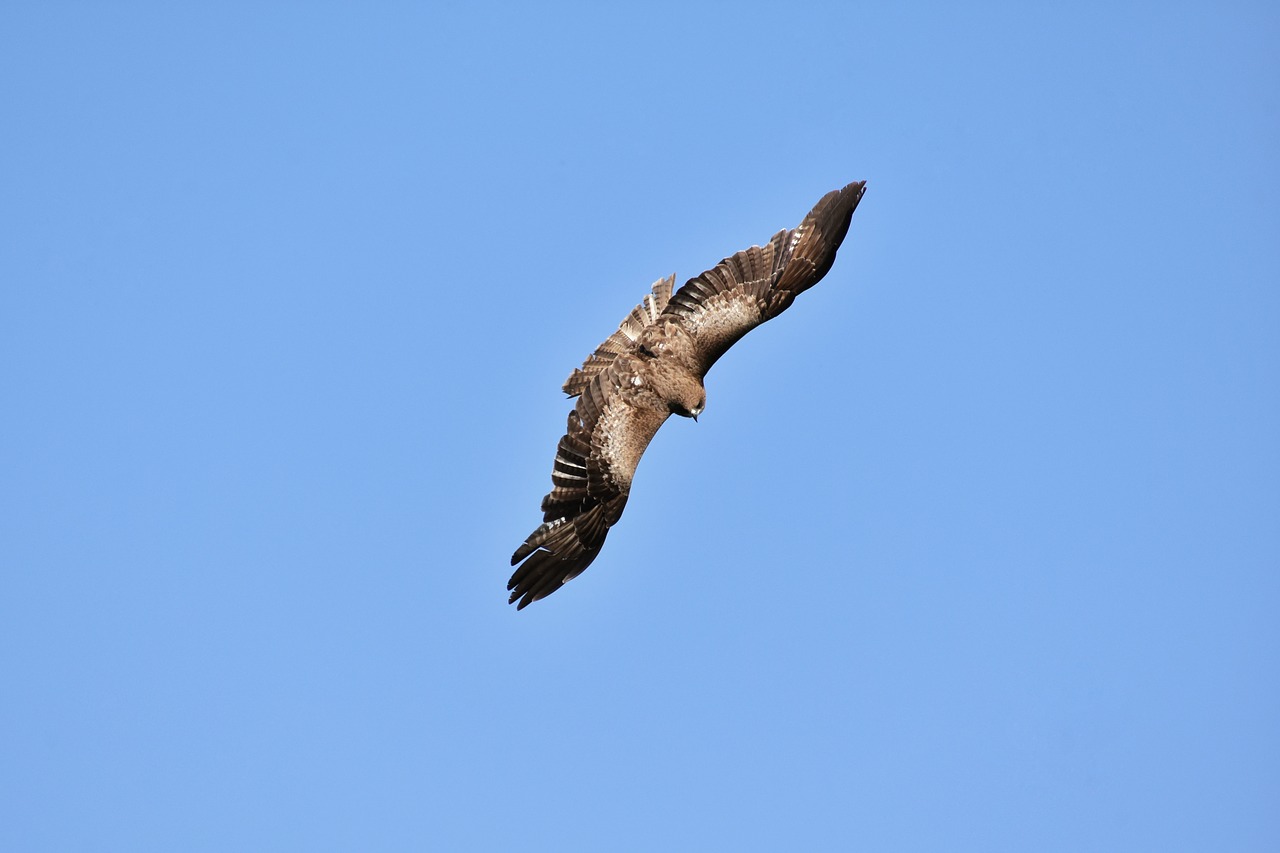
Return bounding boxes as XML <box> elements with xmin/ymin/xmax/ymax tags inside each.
<box><xmin>669</xmin><ymin>386</ymin><xmax>706</xmax><ymax>422</ymax></box>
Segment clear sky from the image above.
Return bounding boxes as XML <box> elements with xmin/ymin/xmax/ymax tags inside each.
<box><xmin>2</xmin><ymin>3</ymin><xmax>1277</xmax><ymax>850</ymax></box>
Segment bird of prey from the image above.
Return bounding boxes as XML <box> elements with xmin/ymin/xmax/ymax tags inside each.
<box><xmin>509</xmin><ymin>181</ymin><xmax>866</xmax><ymax>609</ymax></box>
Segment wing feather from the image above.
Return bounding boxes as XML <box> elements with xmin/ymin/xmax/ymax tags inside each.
<box><xmin>662</xmin><ymin>181</ymin><xmax>865</xmax><ymax>372</ymax></box>
<box><xmin>509</xmin><ymin>361</ymin><xmax>669</xmax><ymax>609</ymax></box>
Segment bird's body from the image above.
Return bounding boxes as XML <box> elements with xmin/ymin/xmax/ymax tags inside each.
<box><xmin>509</xmin><ymin>181</ymin><xmax>866</xmax><ymax>608</ymax></box>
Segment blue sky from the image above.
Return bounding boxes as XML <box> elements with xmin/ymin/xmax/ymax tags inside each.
<box><xmin>2</xmin><ymin>3</ymin><xmax>1277</xmax><ymax>850</ymax></box>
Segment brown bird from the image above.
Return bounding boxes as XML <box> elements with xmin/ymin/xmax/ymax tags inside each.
<box><xmin>509</xmin><ymin>181</ymin><xmax>867</xmax><ymax>608</ymax></box>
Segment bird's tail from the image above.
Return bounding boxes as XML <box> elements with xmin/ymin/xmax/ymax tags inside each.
<box><xmin>562</xmin><ymin>275</ymin><xmax>676</xmax><ymax>398</ymax></box>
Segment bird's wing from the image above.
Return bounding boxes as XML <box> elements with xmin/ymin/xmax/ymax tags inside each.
<box><xmin>662</xmin><ymin>181</ymin><xmax>865</xmax><ymax>374</ymax></box>
<box><xmin>509</xmin><ymin>359</ymin><xmax>669</xmax><ymax>609</ymax></box>
<box><xmin>562</xmin><ymin>274</ymin><xmax>675</xmax><ymax>398</ymax></box>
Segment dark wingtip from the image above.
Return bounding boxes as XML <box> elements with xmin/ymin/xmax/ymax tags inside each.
<box><xmin>831</xmin><ymin>180</ymin><xmax>867</xmax><ymax>217</ymax></box>
<box><xmin>837</xmin><ymin>180</ymin><xmax>867</xmax><ymax>213</ymax></box>
<box><xmin>511</xmin><ymin>539</ymin><xmax>536</xmax><ymax>565</ymax></box>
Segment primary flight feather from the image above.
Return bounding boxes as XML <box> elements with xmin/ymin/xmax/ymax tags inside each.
<box><xmin>509</xmin><ymin>181</ymin><xmax>866</xmax><ymax>609</ymax></box>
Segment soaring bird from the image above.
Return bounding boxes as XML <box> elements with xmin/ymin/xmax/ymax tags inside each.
<box><xmin>509</xmin><ymin>181</ymin><xmax>866</xmax><ymax>608</ymax></box>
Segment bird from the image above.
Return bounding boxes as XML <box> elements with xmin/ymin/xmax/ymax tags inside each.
<box><xmin>509</xmin><ymin>181</ymin><xmax>867</xmax><ymax>609</ymax></box>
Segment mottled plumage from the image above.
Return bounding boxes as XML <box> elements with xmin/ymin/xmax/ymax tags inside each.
<box><xmin>509</xmin><ymin>181</ymin><xmax>866</xmax><ymax>609</ymax></box>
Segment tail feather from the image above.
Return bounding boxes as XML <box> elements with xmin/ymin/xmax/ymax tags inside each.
<box><xmin>562</xmin><ymin>275</ymin><xmax>675</xmax><ymax>397</ymax></box>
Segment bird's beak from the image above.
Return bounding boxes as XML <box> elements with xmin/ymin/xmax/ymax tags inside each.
<box><xmin>692</xmin><ymin>414</ymin><xmax>698</xmax><ymax>423</ymax></box>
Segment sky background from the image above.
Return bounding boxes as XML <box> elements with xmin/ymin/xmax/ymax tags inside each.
<box><xmin>2</xmin><ymin>3</ymin><xmax>1278</xmax><ymax>850</ymax></box>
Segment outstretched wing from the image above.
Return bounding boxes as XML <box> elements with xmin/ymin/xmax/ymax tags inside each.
<box><xmin>508</xmin><ymin>360</ymin><xmax>669</xmax><ymax>609</ymax></box>
<box><xmin>662</xmin><ymin>181</ymin><xmax>866</xmax><ymax>373</ymax></box>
